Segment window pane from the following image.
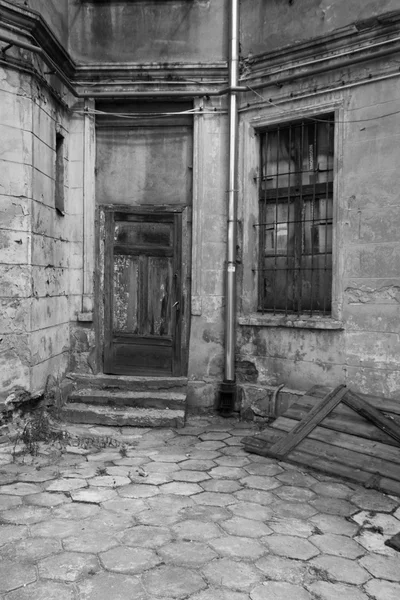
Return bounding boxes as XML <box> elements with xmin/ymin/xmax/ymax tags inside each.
<box><xmin>259</xmin><ymin>114</ymin><xmax>334</xmax><ymax>315</ymax></box>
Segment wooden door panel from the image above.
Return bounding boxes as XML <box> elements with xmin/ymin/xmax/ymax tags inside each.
<box><xmin>109</xmin><ymin>336</ymin><xmax>172</xmax><ymax>375</ymax></box>
<box><xmin>113</xmin><ymin>255</ymin><xmax>139</xmax><ymax>333</ymax></box>
<box><xmin>104</xmin><ymin>210</ymin><xmax>182</xmax><ymax>376</ymax></box>
<box><xmin>147</xmin><ymin>256</ymin><xmax>173</xmax><ymax>337</ymax></box>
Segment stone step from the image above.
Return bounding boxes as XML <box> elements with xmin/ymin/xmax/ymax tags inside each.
<box><xmin>69</xmin><ymin>388</ymin><xmax>186</xmax><ymax>411</ymax></box>
<box><xmin>68</xmin><ymin>373</ymin><xmax>188</xmax><ymax>394</ymax></box>
<box><xmin>62</xmin><ymin>403</ymin><xmax>185</xmax><ymax>428</ymax></box>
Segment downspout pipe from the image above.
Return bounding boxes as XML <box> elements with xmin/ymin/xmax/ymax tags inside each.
<box><xmin>219</xmin><ymin>0</ymin><xmax>239</xmax><ymax>415</ymax></box>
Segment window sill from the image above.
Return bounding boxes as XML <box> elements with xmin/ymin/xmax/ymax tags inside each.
<box><xmin>238</xmin><ymin>314</ymin><xmax>344</xmax><ymax>330</ymax></box>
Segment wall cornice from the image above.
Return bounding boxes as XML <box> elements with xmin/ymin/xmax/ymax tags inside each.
<box><xmin>241</xmin><ymin>9</ymin><xmax>400</xmax><ymax>88</ymax></box>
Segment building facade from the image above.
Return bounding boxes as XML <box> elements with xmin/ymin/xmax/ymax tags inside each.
<box><xmin>1</xmin><ymin>0</ymin><xmax>400</xmax><ymax>417</ymax></box>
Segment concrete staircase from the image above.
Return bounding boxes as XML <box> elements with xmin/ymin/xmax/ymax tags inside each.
<box><xmin>61</xmin><ymin>373</ymin><xmax>188</xmax><ymax>428</ymax></box>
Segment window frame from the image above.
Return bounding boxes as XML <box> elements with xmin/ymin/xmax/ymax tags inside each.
<box><xmin>257</xmin><ymin>114</ymin><xmax>335</xmax><ymax>317</ymax></box>
<box><xmin>238</xmin><ymin>103</ymin><xmax>343</xmax><ymax>329</ymax></box>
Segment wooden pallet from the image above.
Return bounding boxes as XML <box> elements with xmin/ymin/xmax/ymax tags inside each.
<box><xmin>242</xmin><ymin>385</ymin><xmax>400</xmax><ymax>497</ymax></box>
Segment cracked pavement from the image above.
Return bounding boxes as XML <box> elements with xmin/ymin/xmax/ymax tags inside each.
<box><xmin>0</xmin><ymin>416</ymin><xmax>400</xmax><ymax>599</ymax></box>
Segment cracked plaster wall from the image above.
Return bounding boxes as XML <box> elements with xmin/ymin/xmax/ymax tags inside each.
<box><xmin>67</xmin><ymin>0</ymin><xmax>228</xmax><ymax>64</ymax></box>
<box><xmin>0</xmin><ymin>63</ymin><xmax>85</xmax><ymax>401</ymax></box>
<box><xmin>240</xmin><ymin>0</ymin><xmax>400</xmax><ymax>57</ymax></box>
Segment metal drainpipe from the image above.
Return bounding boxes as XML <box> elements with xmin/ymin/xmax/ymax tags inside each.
<box><xmin>219</xmin><ymin>0</ymin><xmax>239</xmax><ymax>415</ymax></box>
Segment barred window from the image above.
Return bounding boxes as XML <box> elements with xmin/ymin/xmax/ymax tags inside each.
<box><xmin>258</xmin><ymin>114</ymin><xmax>334</xmax><ymax>315</ymax></box>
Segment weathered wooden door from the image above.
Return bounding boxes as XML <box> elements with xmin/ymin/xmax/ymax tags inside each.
<box><xmin>104</xmin><ymin>210</ymin><xmax>183</xmax><ymax>376</ymax></box>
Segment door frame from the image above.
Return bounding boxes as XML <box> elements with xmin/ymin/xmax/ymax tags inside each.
<box><xmin>95</xmin><ymin>204</ymin><xmax>191</xmax><ymax>377</ymax></box>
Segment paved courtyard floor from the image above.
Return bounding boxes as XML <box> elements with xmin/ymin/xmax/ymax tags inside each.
<box><xmin>0</xmin><ymin>416</ymin><xmax>400</xmax><ymax>600</ymax></box>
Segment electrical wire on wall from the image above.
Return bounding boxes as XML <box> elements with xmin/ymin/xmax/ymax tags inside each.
<box><xmin>72</xmin><ymin>107</ymin><xmax>229</xmax><ymax>118</ymax></box>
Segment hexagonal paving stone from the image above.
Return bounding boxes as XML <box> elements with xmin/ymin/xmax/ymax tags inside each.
<box><xmin>194</xmin><ymin>441</ymin><xmax>227</xmax><ymax>451</ymax></box>
<box><xmin>276</xmin><ymin>470</ymin><xmax>317</xmax><ymax>487</ymax></box>
<box><xmin>133</xmin><ymin>471</ymin><xmax>172</xmax><ymax>485</ymax></box>
<box><xmin>100</xmin><ymin>545</ymin><xmax>161</xmax><ymax>574</ymax></box>
<box><xmin>268</xmin><ymin>517</ymin><xmax>315</xmax><ymax>538</ymax></box>
<box><xmin>123</xmin><ymin>525</ymin><xmax>172</xmax><ymax>548</ymax></box>
<box><xmin>210</xmin><ymin>535</ymin><xmax>266</xmax><ymax>560</ymax></box>
<box><xmin>118</xmin><ymin>483</ymin><xmax>160</xmax><ymax>498</ymax></box>
<box><xmin>166</xmin><ymin>435</ymin><xmax>200</xmax><ymax>448</ymax></box>
<box><xmin>0</xmin><ymin>537</ymin><xmax>61</xmax><ymax>562</ymax></box>
<box><xmin>0</xmin><ymin>482</ymin><xmax>43</xmax><ymax>496</ymax></box>
<box><xmin>350</xmin><ymin>489</ymin><xmax>398</xmax><ymax>512</ymax></box>
<box><xmin>78</xmin><ymin>572</ymin><xmax>146</xmax><ymax>600</ymax></box>
<box><xmin>63</xmin><ymin>531</ymin><xmax>119</xmax><ymax>553</ymax></box>
<box><xmin>159</xmin><ymin>540</ymin><xmax>218</xmax><ymax>566</ymax></box>
<box><xmin>309</xmin><ymin>555</ymin><xmax>370</xmax><ymax>584</ymax></box>
<box><xmin>199</xmin><ymin>432</ymin><xmax>231</xmax><ymax>441</ymax></box>
<box><xmin>70</xmin><ymin>488</ymin><xmax>117</xmax><ymax>504</ymax></box>
<box><xmin>0</xmin><ymin>505</ymin><xmax>51</xmax><ymax>525</ymax></box>
<box><xmin>85</xmin><ymin>510</ymin><xmax>134</xmax><ymax>533</ymax></box>
<box><xmin>88</xmin><ymin>475</ymin><xmax>131</xmax><ymax>487</ymax></box>
<box><xmin>270</xmin><ymin>500</ymin><xmax>318</xmax><ymax>520</ymax></box>
<box><xmin>310</xmin><ymin>533</ymin><xmax>365</xmax><ymax>558</ymax></box>
<box><xmin>215</xmin><ymin>456</ymin><xmax>250</xmax><ymax>467</ymax></box>
<box><xmin>38</xmin><ymin>551</ymin><xmax>99</xmax><ymax>581</ymax></box>
<box><xmin>180</xmin><ymin>459</ymin><xmax>217</xmax><ymax>471</ymax></box>
<box><xmin>355</xmin><ymin>530</ymin><xmax>398</xmax><ymax>556</ymax></box>
<box><xmin>221</xmin><ymin>516</ymin><xmax>272</xmax><ymax>538</ymax></box>
<box><xmin>352</xmin><ymin>510</ymin><xmax>400</xmax><ymax>536</ymax></box>
<box><xmin>309</xmin><ymin>496</ymin><xmax>356</xmax><ymax>517</ymax></box>
<box><xmin>142</xmin><ymin>565</ymin><xmax>207</xmax><ymax>598</ymax></box>
<box><xmin>102</xmin><ymin>496</ymin><xmax>148</xmax><ymax>514</ymax></box>
<box><xmin>172</xmin><ymin>470</ymin><xmax>210</xmax><ymax>483</ymax></box>
<box><xmin>229</xmin><ymin>501</ymin><xmax>273</xmax><ymax>521</ymax></box>
<box><xmin>240</xmin><ymin>475</ymin><xmax>281</xmax><ymax>491</ymax></box>
<box><xmin>45</xmin><ymin>478</ymin><xmax>87</xmax><ymax>492</ymax></box>
<box><xmin>0</xmin><ymin>560</ymin><xmax>36</xmax><ymax>592</ymax></box>
<box><xmin>0</xmin><ymin>524</ymin><xmax>29</xmax><ymax>546</ymax></box>
<box><xmin>6</xmin><ymin>581</ymin><xmax>76</xmax><ymax>600</ymax></box>
<box><xmin>307</xmin><ymin>581</ymin><xmax>369</xmax><ymax>600</ymax></box>
<box><xmin>144</xmin><ymin>461</ymin><xmax>181</xmax><ymax>473</ymax></box>
<box><xmin>53</xmin><ymin>503</ymin><xmax>100</xmax><ymax>520</ymax></box>
<box><xmin>244</xmin><ymin>463</ymin><xmax>283</xmax><ymax>477</ymax></box>
<box><xmin>311</xmin><ymin>481</ymin><xmax>354</xmax><ymax>499</ymax></box>
<box><xmin>25</xmin><ymin>492</ymin><xmax>70</xmax><ymax>507</ymax></box>
<box><xmin>200</xmin><ymin>479</ymin><xmax>241</xmax><ymax>493</ymax></box>
<box><xmin>193</xmin><ymin>491</ymin><xmax>236</xmax><ymax>507</ymax></box>
<box><xmin>0</xmin><ymin>494</ymin><xmax>22</xmax><ymax>510</ymax></box>
<box><xmin>265</xmin><ymin>534</ymin><xmax>320</xmax><ymax>560</ymax></box>
<box><xmin>209</xmin><ymin>466</ymin><xmax>247</xmax><ymax>479</ymax></box>
<box><xmin>202</xmin><ymin>557</ymin><xmax>263</xmax><ymax>591</ymax></box>
<box><xmin>255</xmin><ymin>555</ymin><xmax>309</xmax><ymax>584</ymax></box>
<box><xmin>364</xmin><ymin>579</ymin><xmax>400</xmax><ymax>600</ymax></box>
<box><xmin>191</xmin><ymin>588</ymin><xmax>248</xmax><ymax>600</ymax></box>
<box><xmin>250</xmin><ymin>581</ymin><xmax>312</xmax><ymax>600</ymax></box>
<box><xmin>172</xmin><ymin>519</ymin><xmax>221</xmax><ymax>541</ymax></box>
<box><xmin>30</xmin><ymin>518</ymin><xmax>88</xmax><ymax>539</ymax></box>
<box><xmin>360</xmin><ymin>552</ymin><xmax>400</xmax><ymax>581</ymax></box>
<box><xmin>150</xmin><ymin>452</ymin><xmax>189</xmax><ymax>463</ymax></box>
<box><xmin>179</xmin><ymin>504</ymin><xmax>231</xmax><ymax>522</ymax></box>
<box><xmin>310</xmin><ymin>513</ymin><xmax>359</xmax><ymax>536</ymax></box>
<box><xmin>273</xmin><ymin>485</ymin><xmax>316</xmax><ymax>502</ymax></box>
<box><xmin>234</xmin><ymin>489</ymin><xmax>275</xmax><ymax>505</ymax></box>
<box><xmin>159</xmin><ymin>481</ymin><xmax>203</xmax><ymax>496</ymax></box>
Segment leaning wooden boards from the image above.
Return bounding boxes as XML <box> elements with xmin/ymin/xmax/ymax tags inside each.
<box><xmin>242</xmin><ymin>385</ymin><xmax>400</xmax><ymax>496</ymax></box>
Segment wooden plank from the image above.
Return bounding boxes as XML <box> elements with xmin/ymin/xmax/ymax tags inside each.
<box><xmin>274</xmin><ymin>416</ymin><xmax>400</xmax><ymax>465</ymax></box>
<box><xmin>267</xmin><ymin>385</ymin><xmax>347</xmax><ymax>459</ymax></box>
<box><xmin>246</xmin><ymin>424</ymin><xmax>400</xmax><ymax>481</ymax></box>
<box><xmin>243</xmin><ymin>428</ymin><xmax>400</xmax><ymax>496</ymax></box>
<box><xmin>283</xmin><ymin>403</ymin><xmax>400</xmax><ymax>447</ymax></box>
<box><xmin>343</xmin><ymin>390</ymin><xmax>400</xmax><ymax>446</ymax></box>
<box><xmin>308</xmin><ymin>384</ymin><xmax>400</xmax><ymax>416</ymax></box>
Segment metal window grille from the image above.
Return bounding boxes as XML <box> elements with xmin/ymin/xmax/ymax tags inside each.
<box><xmin>257</xmin><ymin>114</ymin><xmax>334</xmax><ymax>316</ymax></box>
